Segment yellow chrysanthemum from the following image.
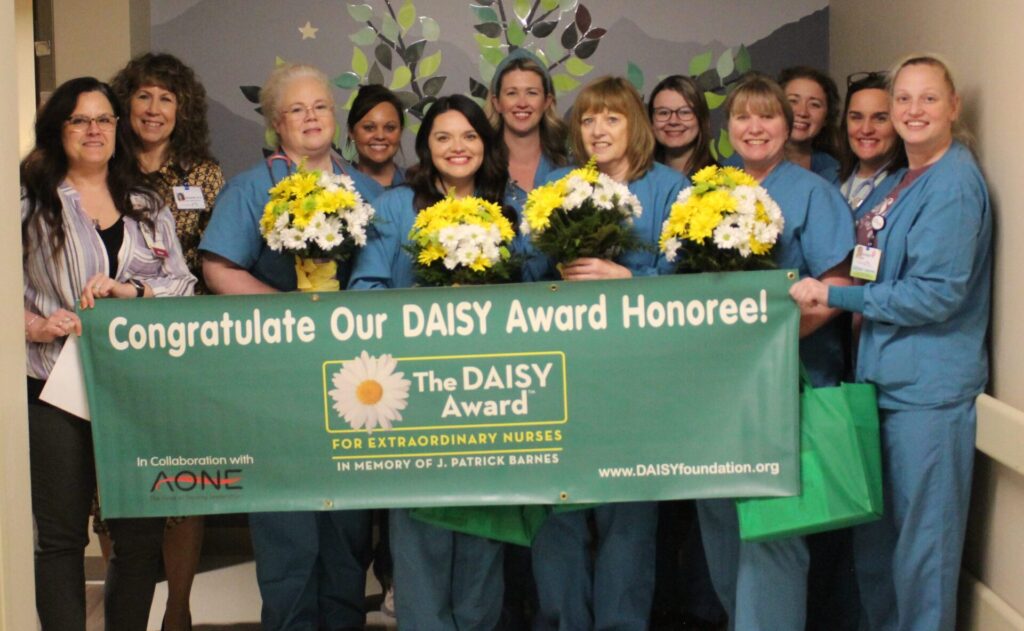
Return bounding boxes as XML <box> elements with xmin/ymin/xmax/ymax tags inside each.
<box><xmin>692</xmin><ymin>164</ymin><xmax>718</xmax><ymax>185</ymax></box>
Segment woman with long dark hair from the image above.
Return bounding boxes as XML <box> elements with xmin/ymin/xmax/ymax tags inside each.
<box><xmin>348</xmin><ymin>94</ymin><xmax>512</xmax><ymax>628</ymax></box>
<box><xmin>22</xmin><ymin>76</ymin><xmax>195</xmax><ymax>630</ymax></box>
<box><xmin>779</xmin><ymin>66</ymin><xmax>842</xmax><ymax>183</ymax></box>
<box><xmin>647</xmin><ymin>74</ymin><xmax>715</xmax><ymax>176</ymax></box>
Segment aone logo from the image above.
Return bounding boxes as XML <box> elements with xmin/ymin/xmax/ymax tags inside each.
<box><xmin>150</xmin><ymin>469</ymin><xmax>244</xmax><ymax>492</ymax></box>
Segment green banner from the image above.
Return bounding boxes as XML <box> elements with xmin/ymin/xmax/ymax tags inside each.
<box><xmin>79</xmin><ymin>270</ymin><xmax>800</xmax><ymax>518</ymax></box>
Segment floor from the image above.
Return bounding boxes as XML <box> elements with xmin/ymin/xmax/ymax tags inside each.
<box><xmin>86</xmin><ymin>559</ymin><xmax>397</xmax><ymax>630</ymax></box>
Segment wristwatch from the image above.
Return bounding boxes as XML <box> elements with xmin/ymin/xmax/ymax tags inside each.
<box><xmin>128</xmin><ymin>279</ymin><xmax>145</xmax><ymax>297</ymax></box>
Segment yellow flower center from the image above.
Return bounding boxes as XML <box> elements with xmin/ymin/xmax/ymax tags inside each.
<box><xmin>356</xmin><ymin>379</ymin><xmax>384</xmax><ymax>405</ymax></box>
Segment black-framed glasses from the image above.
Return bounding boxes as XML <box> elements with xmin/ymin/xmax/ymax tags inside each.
<box><xmin>65</xmin><ymin>115</ymin><xmax>118</xmax><ymax>132</ymax></box>
<box><xmin>652</xmin><ymin>107</ymin><xmax>696</xmax><ymax>123</ymax></box>
<box><xmin>846</xmin><ymin>71</ymin><xmax>887</xmax><ymax>88</ymax></box>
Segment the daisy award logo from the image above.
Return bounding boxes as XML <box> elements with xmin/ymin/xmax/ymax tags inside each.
<box><xmin>329</xmin><ymin>351</ymin><xmax>411</xmax><ymax>431</ymax></box>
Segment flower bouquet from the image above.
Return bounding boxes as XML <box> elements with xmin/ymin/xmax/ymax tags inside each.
<box><xmin>406</xmin><ymin>193</ymin><xmax>517</xmax><ymax>286</ymax></box>
<box><xmin>521</xmin><ymin>158</ymin><xmax>644</xmax><ymax>264</ymax></box>
<box><xmin>659</xmin><ymin>165</ymin><xmax>784</xmax><ymax>273</ymax></box>
<box><xmin>260</xmin><ymin>166</ymin><xmax>375</xmax><ymax>291</ymax></box>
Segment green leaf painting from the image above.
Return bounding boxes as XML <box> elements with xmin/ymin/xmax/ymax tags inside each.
<box><xmin>566</xmin><ymin>57</ymin><xmax>594</xmax><ymax>77</ymax></box>
<box><xmin>333</xmin><ymin>72</ymin><xmax>361</xmax><ymax>90</ymax></box>
<box><xmin>390</xmin><ymin>66</ymin><xmax>412</xmax><ymax>89</ymax></box>
<box><xmin>397</xmin><ymin>1</ymin><xmax>416</xmax><ymax>33</ymax></box>
<box><xmin>716</xmin><ymin>49</ymin><xmax>734</xmax><ymax>80</ymax></box>
<box><xmin>352</xmin><ymin>47</ymin><xmax>369</xmax><ymax>77</ymax></box>
<box><xmin>627</xmin><ymin>62</ymin><xmax>643</xmax><ymax>92</ymax></box>
<box><xmin>551</xmin><ymin>73</ymin><xmax>579</xmax><ymax>92</ymax></box>
<box><xmin>420</xmin><ymin>16</ymin><xmax>440</xmax><ymax>41</ymax></box>
<box><xmin>350</xmin><ymin>26</ymin><xmax>376</xmax><ymax>46</ymax></box>
<box><xmin>419</xmin><ymin>50</ymin><xmax>442</xmax><ymax>77</ymax></box>
<box><xmin>689</xmin><ymin>51</ymin><xmax>713</xmax><ymax>76</ymax></box>
<box><xmin>347</xmin><ymin>3</ymin><xmax>372</xmax><ymax>22</ymax></box>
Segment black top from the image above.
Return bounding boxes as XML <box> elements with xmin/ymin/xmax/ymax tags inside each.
<box><xmin>97</xmin><ymin>216</ymin><xmax>124</xmax><ymax>277</ymax></box>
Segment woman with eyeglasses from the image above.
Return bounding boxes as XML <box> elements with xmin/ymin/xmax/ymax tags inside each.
<box><xmin>779</xmin><ymin>66</ymin><xmax>842</xmax><ymax>184</ymax></box>
<box><xmin>529</xmin><ymin>76</ymin><xmax>687</xmax><ymax>631</ymax></box>
<box><xmin>791</xmin><ymin>54</ymin><xmax>991</xmax><ymax>631</ymax></box>
<box><xmin>22</xmin><ymin>76</ymin><xmax>196</xmax><ymax>630</ymax></box>
<box><xmin>648</xmin><ymin>74</ymin><xmax>716</xmax><ymax>177</ymax></box>
<box><xmin>839</xmin><ymin>72</ymin><xmax>908</xmax><ymax>215</ymax></box>
<box><xmin>199</xmin><ymin>64</ymin><xmax>379</xmax><ymax>631</ymax></box>
<box><xmin>697</xmin><ymin>74</ymin><xmax>854</xmax><ymax>631</ymax></box>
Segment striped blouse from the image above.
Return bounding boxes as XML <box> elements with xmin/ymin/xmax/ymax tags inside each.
<box><xmin>23</xmin><ymin>181</ymin><xmax>196</xmax><ymax>379</ymax></box>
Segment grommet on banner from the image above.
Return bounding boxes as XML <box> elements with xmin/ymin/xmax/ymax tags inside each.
<box><xmin>322</xmin><ymin>499</ymin><xmax>334</xmax><ymax>509</ymax></box>
<box><xmin>311</xmin><ymin>293</ymin><xmax>321</xmax><ymax>302</ymax></box>
<box><xmin>559</xmin><ymin>491</ymin><xmax>569</xmax><ymax>501</ymax></box>
<box><xmin>787</xmin><ymin>271</ymin><xmax>797</xmax><ymax>280</ymax></box>
<box><xmin>549</xmin><ymin>284</ymin><xmax>559</xmax><ymax>292</ymax></box>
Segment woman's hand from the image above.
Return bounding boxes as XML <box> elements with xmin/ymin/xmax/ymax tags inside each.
<box><xmin>559</xmin><ymin>258</ymin><xmax>633</xmax><ymax>281</ymax></box>
<box><xmin>26</xmin><ymin>309</ymin><xmax>82</xmax><ymax>343</ymax></box>
<box><xmin>789</xmin><ymin>277</ymin><xmax>829</xmax><ymax>309</ymax></box>
<box><xmin>80</xmin><ymin>273</ymin><xmax>136</xmax><ymax>309</ymax></box>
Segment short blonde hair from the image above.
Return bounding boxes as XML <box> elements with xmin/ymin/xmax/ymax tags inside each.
<box><xmin>569</xmin><ymin>76</ymin><xmax>654</xmax><ymax>181</ymax></box>
<box><xmin>723</xmin><ymin>74</ymin><xmax>794</xmax><ymax>133</ymax></box>
<box><xmin>259</xmin><ymin>64</ymin><xmax>333</xmax><ymax>144</ymax></box>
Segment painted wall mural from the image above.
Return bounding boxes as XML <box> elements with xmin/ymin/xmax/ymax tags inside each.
<box><xmin>151</xmin><ymin>0</ymin><xmax>829</xmax><ymax>178</ymax></box>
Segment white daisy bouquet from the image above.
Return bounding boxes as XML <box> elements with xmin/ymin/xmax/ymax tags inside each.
<box><xmin>659</xmin><ymin>165</ymin><xmax>784</xmax><ymax>273</ymax></box>
<box><xmin>259</xmin><ymin>166</ymin><xmax>375</xmax><ymax>291</ymax></box>
<box><xmin>521</xmin><ymin>158</ymin><xmax>644</xmax><ymax>264</ymax></box>
<box><xmin>406</xmin><ymin>193</ymin><xmax>518</xmax><ymax>286</ymax></box>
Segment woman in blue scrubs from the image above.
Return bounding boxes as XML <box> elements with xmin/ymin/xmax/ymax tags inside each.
<box><xmin>779</xmin><ymin>66</ymin><xmax>842</xmax><ymax>184</ymax></box>
<box><xmin>200</xmin><ymin>63</ymin><xmax>376</xmax><ymax>631</ymax></box>
<box><xmin>791</xmin><ymin>54</ymin><xmax>991</xmax><ymax>631</ymax></box>
<box><xmin>696</xmin><ymin>74</ymin><xmax>855</xmax><ymax>631</ymax></box>
<box><xmin>529</xmin><ymin>76</ymin><xmax>687</xmax><ymax>631</ymax></box>
<box><xmin>348</xmin><ymin>94</ymin><xmax>513</xmax><ymax>630</ymax></box>
<box><xmin>839</xmin><ymin>72</ymin><xmax>907</xmax><ymax>217</ymax></box>
<box><xmin>347</xmin><ymin>84</ymin><xmax>406</xmax><ymax>200</ymax></box>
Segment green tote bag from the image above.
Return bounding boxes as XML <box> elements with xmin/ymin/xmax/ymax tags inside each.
<box><xmin>737</xmin><ymin>366</ymin><xmax>884</xmax><ymax>542</ymax></box>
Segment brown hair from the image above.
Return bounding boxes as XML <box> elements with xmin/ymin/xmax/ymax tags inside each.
<box><xmin>569</xmin><ymin>76</ymin><xmax>654</xmax><ymax>181</ymax></box>
<box><xmin>724</xmin><ymin>73</ymin><xmax>794</xmax><ymax>132</ymax></box>
<box><xmin>487</xmin><ymin>54</ymin><xmax>569</xmax><ymax>167</ymax></box>
<box><xmin>647</xmin><ymin>74</ymin><xmax>714</xmax><ymax>174</ymax></box>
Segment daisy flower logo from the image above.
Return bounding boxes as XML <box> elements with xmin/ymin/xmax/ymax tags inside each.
<box><xmin>329</xmin><ymin>351</ymin><xmax>411</xmax><ymax>431</ymax></box>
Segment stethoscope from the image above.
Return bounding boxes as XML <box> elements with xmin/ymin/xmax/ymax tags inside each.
<box><xmin>264</xmin><ymin>150</ymin><xmax>347</xmax><ymax>185</ymax></box>
<box><xmin>841</xmin><ymin>161</ymin><xmax>892</xmax><ymax>210</ymax></box>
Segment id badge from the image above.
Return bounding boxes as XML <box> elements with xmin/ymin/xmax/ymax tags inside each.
<box><xmin>139</xmin><ymin>222</ymin><xmax>169</xmax><ymax>258</ymax></box>
<box><xmin>173</xmin><ymin>185</ymin><xmax>206</xmax><ymax>210</ymax></box>
<box><xmin>850</xmin><ymin>244</ymin><xmax>881</xmax><ymax>281</ymax></box>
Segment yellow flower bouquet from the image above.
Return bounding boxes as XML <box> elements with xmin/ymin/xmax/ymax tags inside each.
<box><xmin>521</xmin><ymin>158</ymin><xmax>644</xmax><ymax>264</ymax></box>
<box><xmin>259</xmin><ymin>167</ymin><xmax>375</xmax><ymax>291</ymax></box>
<box><xmin>659</xmin><ymin>165</ymin><xmax>784</xmax><ymax>273</ymax></box>
<box><xmin>406</xmin><ymin>193</ymin><xmax>517</xmax><ymax>286</ymax></box>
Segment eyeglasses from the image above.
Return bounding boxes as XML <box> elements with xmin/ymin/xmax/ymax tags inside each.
<box><xmin>281</xmin><ymin>102</ymin><xmax>334</xmax><ymax>121</ymax></box>
<box><xmin>65</xmin><ymin>115</ymin><xmax>118</xmax><ymax>132</ymax></box>
<box><xmin>652</xmin><ymin>107</ymin><xmax>696</xmax><ymax>123</ymax></box>
<box><xmin>846</xmin><ymin>71</ymin><xmax>887</xmax><ymax>88</ymax></box>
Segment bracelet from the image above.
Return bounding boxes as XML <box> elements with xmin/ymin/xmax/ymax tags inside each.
<box><xmin>25</xmin><ymin>314</ymin><xmax>41</xmax><ymax>340</ymax></box>
<box><xmin>128</xmin><ymin>279</ymin><xmax>145</xmax><ymax>297</ymax></box>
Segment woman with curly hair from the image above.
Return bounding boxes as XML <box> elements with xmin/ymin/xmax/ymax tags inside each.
<box><xmin>111</xmin><ymin>52</ymin><xmax>224</xmax><ymax>295</ymax></box>
<box><xmin>109</xmin><ymin>52</ymin><xmax>223</xmax><ymax>631</ymax></box>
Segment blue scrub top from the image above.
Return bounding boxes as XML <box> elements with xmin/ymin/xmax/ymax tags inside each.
<box><xmin>348</xmin><ymin>185</ymin><xmax>529</xmax><ymax>290</ymax></box>
<box><xmin>505</xmin><ymin>153</ymin><xmax>559</xmax><ymax>212</ymax></box>
<box><xmin>724</xmin><ymin>150</ymin><xmax>839</xmax><ymax>185</ymax></box>
<box><xmin>851</xmin><ymin>169</ymin><xmax>906</xmax><ymax>221</ymax></box>
<box><xmin>829</xmin><ymin>142</ymin><xmax>991</xmax><ymax>409</ymax></box>
<box><xmin>534</xmin><ymin>162</ymin><xmax>688</xmax><ymax>278</ymax></box>
<box><xmin>200</xmin><ymin>155</ymin><xmax>380</xmax><ymax>292</ymax></box>
<box><xmin>762</xmin><ymin>160</ymin><xmax>855</xmax><ymax>386</ymax></box>
<box><xmin>357</xmin><ymin>166</ymin><xmax>406</xmax><ymax>202</ymax></box>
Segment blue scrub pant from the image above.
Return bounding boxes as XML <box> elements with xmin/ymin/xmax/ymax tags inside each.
<box><xmin>697</xmin><ymin>499</ymin><xmax>809</xmax><ymax>631</ymax></box>
<box><xmin>853</xmin><ymin>400</ymin><xmax>976</xmax><ymax>631</ymax></box>
<box><xmin>390</xmin><ymin>508</ymin><xmax>504</xmax><ymax>630</ymax></box>
<box><xmin>249</xmin><ymin>509</ymin><xmax>372</xmax><ymax>631</ymax></box>
<box><xmin>531</xmin><ymin>502</ymin><xmax>657</xmax><ymax>630</ymax></box>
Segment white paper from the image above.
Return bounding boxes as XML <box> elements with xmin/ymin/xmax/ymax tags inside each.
<box><xmin>39</xmin><ymin>334</ymin><xmax>91</xmax><ymax>421</ymax></box>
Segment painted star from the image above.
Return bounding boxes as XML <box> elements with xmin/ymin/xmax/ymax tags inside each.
<box><xmin>298</xmin><ymin>21</ymin><xmax>319</xmax><ymax>40</ymax></box>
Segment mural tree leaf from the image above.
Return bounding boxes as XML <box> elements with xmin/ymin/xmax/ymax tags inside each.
<box><xmin>472</xmin><ymin>4</ymin><xmax>500</xmax><ymax>23</ymax></box>
<box><xmin>390</xmin><ymin>66</ymin><xmax>412</xmax><ymax>89</ymax></box>
<box><xmin>716</xmin><ymin>49</ymin><xmax>734</xmax><ymax>81</ymax></box>
<box><xmin>689</xmin><ymin>51</ymin><xmax>712</xmax><ymax>76</ymax></box>
<box><xmin>531</xmin><ymin>20</ymin><xmax>558</xmax><ymax>37</ymax></box>
<box><xmin>508</xmin><ymin>20</ymin><xmax>526</xmax><ymax>46</ymax></box>
<box><xmin>574</xmin><ymin>37</ymin><xmax>598</xmax><ymax>59</ymax></box>
<box><xmin>333</xmin><ymin>72</ymin><xmax>361</xmax><ymax>90</ymax></box>
<box><xmin>513</xmin><ymin>0</ymin><xmax>531</xmax><ymax>20</ymax></box>
<box><xmin>240</xmin><ymin>85</ymin><xmax>261</xmax><ymax>104</ymax></box>
<box><xmin>626</xmin><ymin>61</ymin><xmax>643</xmax><ymax>92</ymax></box>
<box><xmin>561</xmin><ymin>23</ymin><xmax>579</xmax><ymax>49</ymax></box>
<box><xmin>419</xmin><ymin>50</ymin><xmax>442</xmax><ymax>77</ymax></box>
<box><xmin>551</xmin><ymin>73</ymin><xmax>580</xmax><ymax>92</ymax></box>
<box><xmin>351</xmin><ymin>26</ymin><xmax>376</xmax><ymax>46</ymax></box>
<box><xmin>397</xmin><ymin>1</ymin><xmax>416</xmax><ymax>33</ymax></box>
<box><xmin>704</xmin><ymin>90</ymin><xmax>727</xmax><ymax>109</ymax></box>
<box><xmin>420</xmin><ymin>16</ymin><xmax>440</xmax><ymax>41</ymax></box>
<box><xmin>368</xmin><ymin>62</ymin><xmax>385</xmax><ymax>87</ymax></box>
<box><xmin>375</xmin><ymin>42</ymin><xmax>393</xmax><ymax>70</ymax></box>
<box><xmin>469</xmin><ymin>77</ymin><xmax>489</xmax><ymax>99</ymax></box>
<box><xmin>352</xmin><ymin>47</ymin><xmax>369</xmax><ymax>77</ymax></box>
<box><xmin>348</xmin><ymin>3</ymin><xmax>373</xmax><ymax>21</ymax></box>
<box><xmin>422</xmin><ymin>76</ymin><xmax>446</xmax><ymax>96</ymax></box>
<box><xmin>558</xmin><ymin>0</ymin><xmax>576</xmax><ymax>10</ymax></box>
<box><xmin>734</xmin><ymin>45</ymin><xmax>752</xmax><ymax>74</ymax></box>
<box><xmin>585</xmin><ymin>27</ymin><xmax>606</xmax><ymax>39</ymax></box>
<box><xmin>404</xmin><ymin>39</ymin><xmax>427</xmax><ymax>63</ymax></box>
<box><xmin>540</xmin><ymin>0</ymin><xmax>559</xmax><ymax>9</ymax></box>
<box><xmin>575</xmin><ymin>4</ymin><xmax>592</xmax><ymax>32</ymax></box>
<box><xmin>476</xmin><ymin>22</ymin><xmax>503</xmax><ymax>38</ymax></box>
<box><xmin>566</xmin><ymin>56</ymin><xmax>594</xmax><ymax>77</ymax></box>
<box><xmin>381</xmin><ymin>14</ymin><xmax>399</xmax><ymax>41</ymax></box>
